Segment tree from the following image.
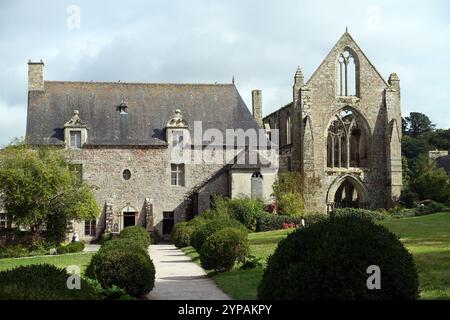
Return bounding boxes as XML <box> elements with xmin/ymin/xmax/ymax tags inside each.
<box><xmin>272</xmin><ymin>172</ymin><xmax>321</xmax><ymax>216</ymax></box>
<box><xmin>0</xmin><ymin>140</ymin><xmax>99</xmax><ymax>241</ymax></box>
<box><xmin>409</xmin><ymin>154</ymin><xmax>450</xmax><ymax>203</ymax></box>
<box><xmin>404</xmin><ymin>112</ymin><xmax>435</xmax><ymax>137</ymax></box>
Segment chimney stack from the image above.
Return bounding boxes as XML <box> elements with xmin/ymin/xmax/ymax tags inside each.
<box><xmin>251</xmin><ymin>90</ymin><xmax>263</xmax><ymax>127</ymax></box>
<box><xmin>28</xmin><ymin>60</ymin><xmax>44</xmax><ymax>91</ymax></box>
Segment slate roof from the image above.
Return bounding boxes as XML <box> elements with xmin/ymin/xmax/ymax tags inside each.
<box><xmin>436</xmin><ymin>155</ymin><xmax>450</xmax><ymax>174</ymax></box>
<box><xmin>26</xmin><ymin>81</ymin><xmax>260</xmax><ymax>147</ymax></box>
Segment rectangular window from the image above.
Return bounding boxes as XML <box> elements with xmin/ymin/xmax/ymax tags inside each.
<box><xmin>70</xmin><ymin>131</ymin><xmax>81</xmax><ymax>149</ymax></box>
<box><xmin>172</xmin><ymin>131</ymin><xmax>184</xmax><ymax>148</ymax></box>
<box><xmin>170</xmin><ymin>163</ymin><xmax>185</xmax><ymax>186</ymax></box>
<box><xmin>0</xmin><ymin>214</ymin><xmax>7</xmax><ymax>229</ymax></box>
<box><xmin>84</xmin><ymin>219</ymin><xmax>96</xmax><ymax>236</ymax></box>
<box><xmin>162</xmin><ymin>212</ymin><xmax>174</xmax><ymax>235</ymax></box>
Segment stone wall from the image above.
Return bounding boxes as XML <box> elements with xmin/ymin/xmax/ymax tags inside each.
<box><xmin>263</xmin><ymin>32</ymin><xmax>402</xmax><ymax>214</ymax></box>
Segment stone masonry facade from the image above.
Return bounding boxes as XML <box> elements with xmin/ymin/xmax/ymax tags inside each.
<box><xmin>263</xmin><ymin>31</ymin><xmax>402</xmax><ymax>213</ymax></box>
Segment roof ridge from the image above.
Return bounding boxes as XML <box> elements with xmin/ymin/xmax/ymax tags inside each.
<box><xmin>44</xmin><ymin>80</ymin><xmax>234</xmax><ymax>86</ymax></box>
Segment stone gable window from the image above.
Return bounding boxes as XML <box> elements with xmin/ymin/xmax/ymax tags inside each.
<box><xmin>326</xmin><ymin>108</ymin><xmax>369</xmax><ymax>169</ymax></box>
<box><xmin>337</xmin><ymin>50</ymin><xmax>357</xmax><ymax>97</ymax></box>
<box><xmin>84</xmin><ymin>219</ymin><xmax>96</xmax><ymax>236</ymax></box>
<box><xmin>69</xmin><ymin>130</ymin><xmax>81</xmax><ymax>149</ymax></box>
<box><xmin>171</xmin><ymin>164</ymin><xmax>185</xmax><ymax>186</ymax></box>
<box><xmin>286</xmin><ymin>114</ymin><xmax>292</xmax><ymax>145</ymax></box>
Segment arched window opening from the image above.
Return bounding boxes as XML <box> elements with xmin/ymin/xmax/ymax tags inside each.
<box><xmin>326</xmin><ymin>108</ymin><xmax>368</xmax><ymax>169</ymax></box>
<box><xmin>286</xmin><ymin>114</ymin><xmax>292</xmax><ymax>145</ymax></box>
<box><xmin>251</xmin><ymin>171</ymin><xmax>263</xmax><ymax>199</ymax></box>
<box><xmin>338</xmin><ymin>50</ymin><xmax>356</xmax><ymax>96</ymax></box>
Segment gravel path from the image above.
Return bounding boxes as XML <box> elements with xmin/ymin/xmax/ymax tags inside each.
<box><xmin>146</xmin><ymin>244</ymin><xmax>231</xmax><ymax>300</ymax></box>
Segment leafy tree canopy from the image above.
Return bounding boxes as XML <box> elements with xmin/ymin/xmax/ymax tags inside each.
<box><xmin>0</xmin><ymin>139</ymin><xmax>99</xmax><ymax>239</ymax></box>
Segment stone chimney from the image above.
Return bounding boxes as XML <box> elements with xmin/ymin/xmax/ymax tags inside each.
<box><xmin>251</xmin><ymin>90</ymin><xmax>263</xmax><ymax>127</ymax></box>
<box><xmin>28</xmin><ymin>60</ymin><xmax>44</xmax><ymax>91</ymax></box>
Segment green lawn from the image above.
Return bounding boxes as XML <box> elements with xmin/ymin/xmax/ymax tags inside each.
<box><xmin>380</xmin><ymin>212</ymin><xmax>450</xmax><ymax>300</ymax></box>
<box><xmin>0</xmin><ymin>252</ymin><xmax>95</xmax><ymax>274</ymax></box>
<box><xmin>184</xmin><ymin>212</ymin><xmax>450</xmax><ymax>300</ymax></box>
<box><xmin>183</xmin><ymin>229</ymin><xmax>291</xmax><ymax>300</ymax></box>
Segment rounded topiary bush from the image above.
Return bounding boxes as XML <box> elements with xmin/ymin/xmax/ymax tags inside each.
<box><xmin>0</xmin><ymin>264</ymin><xmax>100</xmax><ymax>300</ymax></box>
<box><xmin>119</xmin><ymin>226</ymin><xmax>151</xmax><ymax>250</ymax></box>
<box><xmin>85</xmin><ymin>246</ymin><xmax>155</xmax><ymax>297</ymax></box>
<box><xmin>57</xmin><ymin>241</ymin><xmax>85</xmax><ymax>254</ymax></box>
<box><xmin>171</xmin><ymin>222</ymin><xmax>196</xmax><ymax>248</ymax></box>
<box><xmin>191</xmin><ymin>218</ymin><xmax>246</xmax><ymax>251</ymax></box>
<box><xmin>199</xmin><ymin>227</ymin><xmax>249</xmax><ymax>272</ymax></box>
<box><xmin>100</xmin><ymin>238</ymin><xmax>148</xmax><ymax>257</ymax></box>
<box><xmin>330</xmin><ymin>208</ymin><xmax>387</xmax><ymax>221</ymax></box>
<box><xmin>258</xmin><ymin>216</ymin><xmax>419</xmax><ymax>300</ymax></box>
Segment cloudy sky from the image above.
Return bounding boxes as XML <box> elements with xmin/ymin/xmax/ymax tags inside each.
<box><xmin>0</xmin><ymin>0</ymin><xmax>449</xmax><ymax>146</ymax></box>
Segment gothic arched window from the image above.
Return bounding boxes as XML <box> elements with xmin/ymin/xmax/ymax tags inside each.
<box><xmin>326</xmin><ymin>108</ymin><xmax>369</xmax><ymax>168</ymax></box>
<box><xmin>338</xmin><ymin>50</ymin><xmax>357</xmax><ymax>96</ymax></box>
<box><xmin>286</xmin><ymin>114</ymin><xmax>292</xmax><ymax>145</ymax></box>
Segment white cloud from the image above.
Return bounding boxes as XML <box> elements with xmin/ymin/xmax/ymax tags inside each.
<box><xmin>0</xmin><ymin>99</ymin><xmax>27</xmax><ymax>147</ymax></box>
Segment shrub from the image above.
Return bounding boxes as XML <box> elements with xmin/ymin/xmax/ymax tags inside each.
<box><xmin>0</xmin><ymin>264</ymin><xmax>100</xmax><ymax>300</ymax></box>
<box><xmin>190</xmin><ymin>218</ymin><xmax>246</xmax><ymax>251</ymax></box>
<box><xmin>0</xmin><ymin>244</ymin><xmax>31</xmax><ymax>258</ymax></box>
<box><xmin>119</xmin><ymin>226</ymin><xmax>151</xmax><ymax>250</ymax></box>
<box><xmin>399</xmin><ymin>190</ymin><xmax>419</xmax><ymax>208</ymax></box>
<box><xmin>85</xmin><ymin>277</ymin><xmax>136</xmax><ymax>300</ymax></box>
<box><xmin>240</xmin><ymin>255</ymin><xmax>264</xmax><ymax>270</ymax></box>
<box><xmin>100</xmin><ymin>232</ymin><xmax>112</xmax><ymax>245</ymax></box>
<box><xmin>171</xmin><ymin>222</ymin><xmax>196</xmax><ymax>248</ymax></box>
<box><xmin>390</xmin><ymin>209</ymin><xmax>416</xmax><ymax>219</ymax></box>
<box><xmin>258</xmin><ymin>216</ymin><xmax>419</xmax><ymax>300</ymax></box>
<box><xmin>256</xmin><ymin>212</ymin><xmax>325</xmax><ymax>232</ymax></box>
<box><xmin>330</xmin><ymin>208</ymin><xmax>387</xmax><ymax>221</ymax></box>
<box><xmin>414</xmin><ymin>200</ymin><xmax>447</xmax><ymax>216</ymax></box>
<box><xmin>57</xmin><ymin>241</ymin><xmax>85</xmax><ymax>254</ymax></box>
<box><xmin>100</xmin><ymin>238</ymin><xmax>148</xmax><ymax>258</ymax></box>
<box><xmin>228</xmin><ymin>197</ymin><xmax>266</xmax><ymax>231</ymax></box>
<box><xmin>276</xmin><ymin>192</ymin><xmax>305</xmax><ymax>216</ymax></box>
<box><xmin>199</xmin><ymin>227</ymin><xmax>249</xmax><ymax>272</ymax></box>
<box><xmin>85</xmin><ymin>246</ymin><xmax>155</xmax><ymax>297</ymax></box>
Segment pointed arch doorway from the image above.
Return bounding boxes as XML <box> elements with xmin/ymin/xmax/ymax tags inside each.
<box><xmin>327</xmin><ymin>175</ymin><xmax>368</xmax><ymax>212</ymax></box>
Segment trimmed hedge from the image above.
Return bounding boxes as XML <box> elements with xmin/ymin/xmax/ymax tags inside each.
<box><xmin>199</xmin><ymin>227</ymin><xmax>249</xmax><ymax>272</ymax></box>
<box><xmin>190</xmin><ymin>218</ymin><xmax>247</xmax><ymax>251</ymax></box>
<box><xmin>171</xmin><ymin>222</ymin><xmax>196</xmax><ymax>248</ymax></box>
<box><xmin>329</xmin><ymin>208</ymin><xmax>387</xmax><ymax>221</ymax></box>
<box><xmin>119</xmin><ymin>226</ymin><xmax>151</xmax><ymax>250</ymax></box>
<box><xmin>0</xmin><ymin>264</ymin><xmax>100</xmax><ymax>300</ymax></box>
<box><xmin>100</xmin><ymin>238</ymin><xmax>148</xmax><ymax>257</ymax></box>
<box><xmin>85</xmin><ymin>243</ymin><xmax>155</xmax><ymax>297</ymax></box>
<box><xmin>57</xmin><ymin>241</ymin><xmax>85</xmax><ymax>254</ymax></box>
<box><xmin>256</xmin><ymin>212</ymin><xmax>325</xmax><ymax>232</ymax></box>
<box><xmin>258</xmin><ymin>216</ymin><xmax>419</xmax><ymax>300</ymax></box>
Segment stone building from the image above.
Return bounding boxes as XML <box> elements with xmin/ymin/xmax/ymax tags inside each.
<box><xmin>430</xmin><ymin>150</ymin><xmax>450</xmax><ymax>179</ymax></box>
<box><xmin>25</xmin><ymin>61</ymin><xmax>277</xmax><ymax>241</ymax></box>
<box><xmin>263</xmin><ymin>31</ymin><xmax>402</xmax><ymax>213</ymax></box>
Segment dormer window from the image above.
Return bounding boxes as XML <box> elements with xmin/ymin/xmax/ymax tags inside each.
<box><xmin>69</xmin><ymin>131</ymin><xmax>81</xmax><ymax>149</ymax></box>
<box><xmin>64</xmin><ymin>110</ymin><xmax>88</xmax><ymax>149</ymax></box>
<box><xmin>116</xmin><ymin>100</ymin><xmax>128</xmax><ymax>114</ymax></box>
